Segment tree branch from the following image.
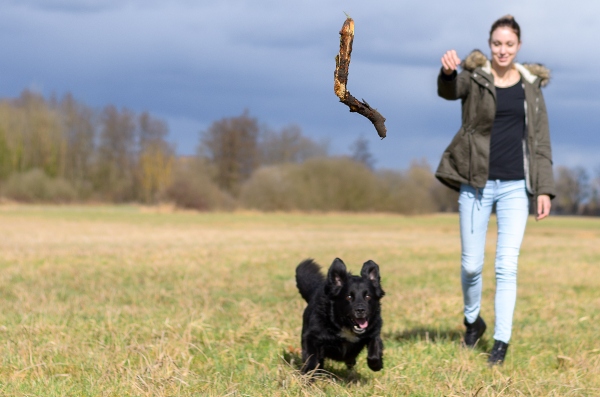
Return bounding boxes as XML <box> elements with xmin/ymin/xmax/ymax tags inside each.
<box><xmin>334</xmin><ymin>17</ymin><xmax>387</xmax><ymax>139</ymax></box>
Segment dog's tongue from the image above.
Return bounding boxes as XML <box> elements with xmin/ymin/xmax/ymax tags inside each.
<box><xmin>356</xmin><ymin>318</ymin><xmax>368</xmax><ymax>329</ymax></box>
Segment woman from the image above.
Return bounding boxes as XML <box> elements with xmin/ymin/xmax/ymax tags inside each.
<box><xmin>436</xmin><ymin>15</ymin><xmax>555</xmax><ymax>365</ymax></box>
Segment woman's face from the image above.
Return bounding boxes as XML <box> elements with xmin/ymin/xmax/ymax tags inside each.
<box><xmin>489</xmin><ymin>26</ymin><xmax>521</xmax><ymax>68</ymax></box>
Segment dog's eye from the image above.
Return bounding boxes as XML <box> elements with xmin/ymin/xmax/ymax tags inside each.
<box><xmin>365</xmin><ymin>294</ymin><xmax>371</xmax><ymax>301</ymax></box>
<box><xmin>346</xmin><ymin>294</ymin><xmax>352</xmax><ymax>301</ymax></box>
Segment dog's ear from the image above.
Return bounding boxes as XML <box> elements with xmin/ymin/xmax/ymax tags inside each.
<box><xmin>325</xmin><ymin>258</ymin><xmax>347</xmax><ymax>297</ymax></box>
<box><xmin>362</xmin><ymin>260</ymin><xmax>385</xmax><ymax>298</ymax></box>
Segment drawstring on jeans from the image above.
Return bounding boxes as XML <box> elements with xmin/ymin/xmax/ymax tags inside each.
<box><xmin>471</xmin><ymin>187</ymin><xmax>481</xmax><ymax>234</ymax></box>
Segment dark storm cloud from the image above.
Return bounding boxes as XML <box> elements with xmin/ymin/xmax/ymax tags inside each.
<box><xmin>7</xmin><ymin>0</ymin><xmax>122</xmax><ymax>13</ymax></box>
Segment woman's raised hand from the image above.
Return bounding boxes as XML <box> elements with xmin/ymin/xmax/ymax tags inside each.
<box><xmin>441</xmin><ymin>50</ymin><xmax>461</xmax><ymax>75</ymax></box>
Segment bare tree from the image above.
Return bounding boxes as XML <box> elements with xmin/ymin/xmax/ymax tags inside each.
<box><xmin>349</xmin><ymin>135</ymin><xmax>375</xmax><ymax>170</ymax></box>
<box><xmin>554</xmin><ymin>166</ymin><xmax>589</xmax><ymax>215</ymax></box>
<box><xmin>137</xmin><ymin>112</ymin><xmax>174</xmax><ymax>203</ymax></box>
<box><xmin>58</xmin><ymin>93</ymin><xmax>95</xmax><ymax>192</ymax></box>
<box><xmin>12</xmin><ymin>90</ymin><xmax>66</xmax><ymax>177</ymax></box>
<box><xmin>579</xmin><ymin>166</ymin><xmax>600</xmax><ymax>215</ymax></box>
<box><xmin>95</xmin><ymin>105</ymin><xmax>137</xmax><ymax>200</ymax></box>
<box><xmin>0</xmin><ymin>104</ymin><xmax>15</xmax><ymax>179</ymax></box>
<box><xmin>259</xmin><ymin>124</ymin><xmax>328</xmax><ymax>165</ymax></box>
<box><xmin>199</xmin><ymin>111</ymin><xmax>259</xmax><ymax>195</ymax></box>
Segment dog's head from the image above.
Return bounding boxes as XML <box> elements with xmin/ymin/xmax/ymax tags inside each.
<box><xmin>324</xmin><ymin>258</ymin><xmax>385</xmax><ymax>335</ymax></box>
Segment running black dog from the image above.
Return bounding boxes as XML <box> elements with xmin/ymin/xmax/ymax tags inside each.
<box><xmin>295</xmin><ymin>258</ymin><xmax>385</xmax><ymax>374</ymax></box>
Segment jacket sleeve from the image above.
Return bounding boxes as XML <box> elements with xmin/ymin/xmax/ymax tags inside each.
<box><xmin>437</xmin><ymin>68</ymin><xmax>471</xmax><ymax>100</ymax></box>
<box><xmin>534</xmin><ymin>90</ymin><xmax>556</xmax><ymax>199</ymax></box>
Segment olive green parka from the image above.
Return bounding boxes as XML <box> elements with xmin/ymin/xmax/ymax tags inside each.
<box><xmin>435</xmin><ymin>49</ymin><xmax>555</xmax><ymax>199</ymax></box>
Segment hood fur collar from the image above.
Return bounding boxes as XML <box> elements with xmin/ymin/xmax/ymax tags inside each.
<box><xmin>462</xmin><ymin>49</ymin><xmax>550</xmax><ymax>87</ymax></box>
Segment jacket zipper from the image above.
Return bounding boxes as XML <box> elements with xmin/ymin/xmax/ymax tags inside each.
<box><xmin>523</xmin><ymin>89</ymin><xmax>533</xmax><ymax>196</ymax></box>
<box><xmin>468</xmin><ymin>73</ymin><xmax>493</xmax><ymax>189</ymax></box>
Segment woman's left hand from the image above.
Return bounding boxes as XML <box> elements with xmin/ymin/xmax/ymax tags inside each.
<box><xmin>536</xmin><ymin>194</ymin><xmax>551</xmax><ymax>221</ymax></box>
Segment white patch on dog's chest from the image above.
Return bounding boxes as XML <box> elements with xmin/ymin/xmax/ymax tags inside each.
<box><xmin>339</xmin><ymin>327</ymin><xmax>359</xmax><ymax>343</ymax></box>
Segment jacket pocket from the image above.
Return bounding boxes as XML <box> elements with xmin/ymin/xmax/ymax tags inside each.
<box><xmin>446</xmin><ymin>128</ymin><xmax>471</xmax><ymax>182</ymax></box>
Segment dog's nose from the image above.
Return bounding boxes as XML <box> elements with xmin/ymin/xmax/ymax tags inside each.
<box><xmin>355</xmin><ymin>308</ymin><xmax>366</xmax><ymax>317</ymax></box>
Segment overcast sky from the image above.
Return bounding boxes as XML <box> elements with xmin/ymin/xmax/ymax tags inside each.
<box><xmin>1</xmin><ymin>0</ymin><xmax>599</xmax><ymax>171</ymax></box>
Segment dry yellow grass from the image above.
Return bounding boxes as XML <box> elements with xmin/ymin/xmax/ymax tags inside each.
<box><xmin>0</xmin><ymin>205</ymin><xmax>598</xmax><ymax>396</ymax></box>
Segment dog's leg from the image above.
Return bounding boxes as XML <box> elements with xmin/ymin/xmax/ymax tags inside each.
<box><xmin>301</xmin><ymin>339</ymin><xmax>322</xmax><ymax>374</ymax></box>
<box><xmin>343</xmin><ymin>343</ymin><xmax>363</xmax><ymax>370</ymax></box>
<box><xmin>344</xmin><ymin>357</ymin><xmax>356</xmax><ymax>369</ymax></box>
<box><xmin>366</xmin><ymin>335</ymin><xmax>383</xmax><ymax>371</ymax></box>
<box><xmin>301</xmin><ymin>354</ymin><xmax>321</xmax><ymax>374</ymax></box>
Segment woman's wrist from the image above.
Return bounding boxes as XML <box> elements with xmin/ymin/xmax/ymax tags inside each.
<box><xmin>440</xmin><ymin>69</ymin><xmax>457</xmax><ymax>81</ymax></box>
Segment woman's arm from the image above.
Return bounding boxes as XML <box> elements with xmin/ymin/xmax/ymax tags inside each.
<box><xmin>534</xmin><ymin>90</ymin><xmax>556</xmax><ymax>200</ymax></box>
<box><xmin>438</xmin><ymin>50</ymin><xmax>470</xmax><ymax>100</ymax></box>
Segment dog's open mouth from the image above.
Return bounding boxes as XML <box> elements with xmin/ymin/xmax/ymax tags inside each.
<box><xmin>352</xmin><ymin>318</ymin><xmax>369</xmax><ymax>334</ymax></box>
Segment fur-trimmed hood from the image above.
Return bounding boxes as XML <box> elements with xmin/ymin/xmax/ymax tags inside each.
<box><xmin>462</xmin><ymin>49</ymin><xmax>550</xmax><ymax>88</ymax></box>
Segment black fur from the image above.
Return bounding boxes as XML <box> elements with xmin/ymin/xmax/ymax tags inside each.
<box><xmin>295</xmin><ymin>258</ymin><xmax>385</xmax><ymax>374</ymax></box>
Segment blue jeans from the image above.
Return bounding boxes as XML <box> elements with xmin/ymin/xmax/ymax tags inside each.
<box><xmin>459</xmin><ymin>180</ymin><xmax>529</xmax><ymax>343</ymax></box>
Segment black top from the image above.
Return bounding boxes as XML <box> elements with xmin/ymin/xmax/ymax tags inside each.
<box><xmin>488</xmin><ymin>79</ymin><xmax>526</xmax><ymax>181</ymax></box>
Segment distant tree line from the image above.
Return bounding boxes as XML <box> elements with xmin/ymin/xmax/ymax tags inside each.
<box><xmin>0</xmin><ymin>90</ymin><xmax>174</xmax><ymax>203</ymax></box>
<box><xmin>0</xmin><ymin>90</ymin><xmax>598</xmax><ymax>215</ymax></box>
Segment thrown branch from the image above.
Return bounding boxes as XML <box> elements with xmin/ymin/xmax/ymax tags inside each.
<box><xmin>334</xmin><ymin>16</ymin><xmax>387</xmax><ymax>139</ymax></box>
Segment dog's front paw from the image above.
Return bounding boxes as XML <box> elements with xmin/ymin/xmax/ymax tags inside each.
<box><xmin>367</xmin><ymin>357</ymin><xmax>383</xmax><ymax>371</ymax></box>
<box><xmin>345</xmin><ymin>358</ymin><xmax>356</xmax><ymax>369</ymax></box>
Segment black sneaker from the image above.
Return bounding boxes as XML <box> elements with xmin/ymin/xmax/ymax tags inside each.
<box><xmin>488</xmin><ymin>340</ymin><xmax>509</xmax><ymax>366</ymax></box>
<box><xmin>463</xmin><ymin>316</ymin><xmax>486</xmax><ymax>348</ymax></box>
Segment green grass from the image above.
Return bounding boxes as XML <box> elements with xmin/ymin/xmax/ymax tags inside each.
<box><xmin>0</xmin><ymin>205</ymin><xmax>598</xmax><ymax>396</ymax></box>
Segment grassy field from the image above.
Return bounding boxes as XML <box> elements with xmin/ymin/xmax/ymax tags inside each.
<box><xmin>0</xmin><ymin>205</ymin><xmax>598</xmax><ymax>396</ymax></box>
